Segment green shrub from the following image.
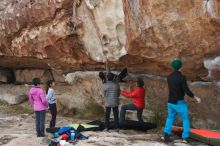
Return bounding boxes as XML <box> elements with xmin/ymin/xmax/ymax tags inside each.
<box><xmin>151</xmin><ymin>109</ymin><xmax>166</xmax><ymax>127</ymax></box>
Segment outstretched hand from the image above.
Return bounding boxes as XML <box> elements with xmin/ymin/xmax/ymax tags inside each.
<box><xmin>194</xmin><ymin>96</ymin><xmax>201</xmax><ymax>104</ymax></box>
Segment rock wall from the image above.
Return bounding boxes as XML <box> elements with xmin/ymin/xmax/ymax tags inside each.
<box><xmin>0</xmin><ymin>0</ymin><xmax>220</xmax><ymax>129</ymax></box>
<box><xmin>123</xmin><ymin>0</ymin><xmax>220</xmax><ymax>79</ymax></box>
<box><xmin>1</xmin><ymin>0</ymin><xmax>220</xmax><ymax>79</ymax></box>
<box><xmin>0</xmin><ymin>72</ymin><xmax>219</xmax><ymax>129</ymax></box>
<box><xmin>55</xmin><ymin>72</ymin><xmax>220</xmax><ymax>129</ymax></box>
<box><xmin>77</xmin><ymin>0</ymin><xmax>126</xmax><ymax>62</ymax></box>
<box><xmin>0</xmin><ymin>0</ymin><xmax>126</xmax><ymax>74</ymax></box>
<box><xmin>0</xmin><ymin>69</ymin><xmax>15</xmax><ymax>83</ymax></box>
<box><xmin>0</xmin><ymin>84</ymin><xmax>28</xmax><ymax>105</ymax></box>
<box><xmin>15</xmin><ymin>69</ymin><xmax>53</xmax><ymax>83</ymax></box>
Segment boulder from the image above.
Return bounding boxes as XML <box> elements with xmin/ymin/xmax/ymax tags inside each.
<box><xmin>15</xmin><ymin>69</ymin><xmax>53</xmax><ymax>83</ymax></box>
<box><xmin>0</xmin><ymin>84</ymin><xmax>29</xmax><ymax>105</ymax></box>
<box><xmin>51</xmin><ymin>70</ymin><xmax>65</xmax><ymax>83</ymax></box>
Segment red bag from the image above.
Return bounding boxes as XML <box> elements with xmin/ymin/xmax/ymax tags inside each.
<box><xmin>59</xmin><ymin>134</ymin><xmax>69</xmax><ymax>140</ymax></box>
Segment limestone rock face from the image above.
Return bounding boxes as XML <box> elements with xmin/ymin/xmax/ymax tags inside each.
<box><xmin>0</xmin><ymin>0</ymin><xmax>220</xmax><ymax>79</ymax></box>
<box><xmin>15</xmin><ymin>69</ymin><xmax>53</xmax><ymax>83</ymax></box>
<box><xmin>0</xmin><ymin>84</ymin><xmax>28</xmax><ymax>105</ymax></box>
<box><xmin>204</xmin><ymin>56</ymin><xmax>220</xmax><ymax>80</ymax></box>
<box><xmin>123</xmin><ymin>0</ymin><xmax>220</xmax><ymax>79</ymax></box>
<box><xmin>77</xmin><ymin>0</ymin><xmax>126</xmax><ymax>62</ymax></box>
<box><xmin>0</xmin><ymin>0</ymin><xmax>126</xmax><ymax>73</ymax></box>
<box><xmin>63</xmin><ymin>71</ymin><xmax>103</xmax><ymax>109</ymax></box>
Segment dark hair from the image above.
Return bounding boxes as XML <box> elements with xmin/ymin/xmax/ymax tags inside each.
<box><xmin>137</xmin><ymin>78</ymin><xmax>144</xmax><ymax>87</ymax></box>
<box><xmin>107</xmin><ymin>73</ymin><xmax>114</xmax><ymax>81</ymax></box>
<box><xmin>99</xmin><ymin>72</ymin><xmax>105</xmax><ymax>79</ymax></box>
<box><xmin>32</xmin><ymin>78</ymin><xmax>40</xmax><ymax>86</ymax></box>
<box><xmin>46</xmin><ymin>80</ymin><xmax>55</xmax><ymax>94</ymax></box>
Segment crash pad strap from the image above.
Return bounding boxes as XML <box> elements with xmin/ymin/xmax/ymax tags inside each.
<box><xmin>190</xmin><ymin>129</ymin><xmax>220</xmax><ymax>139</ymax></box>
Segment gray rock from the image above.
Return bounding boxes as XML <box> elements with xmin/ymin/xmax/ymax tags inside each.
<box><xmin>15</xmin><ymin>69</ymin><xmax>53</xmax><ymax>84</ymax></box>
<box><xmin>0</xmin><ymin>85</ymin><xmax>29</xmax><ymax>105</ymax></box>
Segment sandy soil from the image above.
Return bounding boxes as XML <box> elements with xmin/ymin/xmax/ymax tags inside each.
<box><xmin>0</xmin><ymin>112</ymin><xmax>209</xmax><ymax>146</ymax></box>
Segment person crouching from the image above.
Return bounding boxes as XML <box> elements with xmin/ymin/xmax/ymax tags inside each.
<box><xmin>120</xmin><ymin>78</ymin><xmax>145</xmax><ymax>123</ymax></box>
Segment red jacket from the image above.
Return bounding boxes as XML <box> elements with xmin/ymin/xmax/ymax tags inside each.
<box><xmin>121</xmin><ymin>87</ymin><xmax>145</xmax><ymax>109</ymax></box>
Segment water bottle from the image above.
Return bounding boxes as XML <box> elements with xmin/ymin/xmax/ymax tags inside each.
<box><xmin>70</xmin><ymin>130</ymin><xmax>75</xmax><ymax>140</ymax></box>
<box><xmin>54</xmin><ymin>132</ymin><xmax>59</xmax><ymax>138</ymax></box>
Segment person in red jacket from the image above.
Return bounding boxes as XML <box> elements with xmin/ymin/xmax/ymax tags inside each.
<box><xmin>120</xmin><ymin>78</ymin><xmax>145</xmax><ymax>122</ymax></box>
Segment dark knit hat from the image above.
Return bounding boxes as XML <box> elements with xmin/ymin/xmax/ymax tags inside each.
<box><xmin>137</xmin><ymin>78</ymin><xmax>144</xmax><ymax>87</ymax></box>
<box><xmin>171</xmin><ymin>59</ymin><xmax>182</xmax><ymax>71</ymax></box>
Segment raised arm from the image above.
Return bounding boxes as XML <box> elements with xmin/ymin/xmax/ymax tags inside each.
<box><xmin>180</xmin><ymin>76</ymin><xmax>203</xmax><ymax>103</ymax></box>
<box><xmin>121</xmin><ymin>88</ymin><xmax>138</xmax><ymax>99</ymax></box>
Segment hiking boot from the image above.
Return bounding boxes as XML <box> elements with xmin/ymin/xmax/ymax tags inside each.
<box><xmin>182</xmin><ymin>138</ymin><xmax>189</xmax><ymax>144</ymax></box>
<box><xmin>39</xmin><ymin>134</ymin><xmax>45</xmax><ymax>137</ymax></box>
<box><xmin>161</xmin><ymin>133</ymin><xmax>171</xmax><ymax>143</ymax></box>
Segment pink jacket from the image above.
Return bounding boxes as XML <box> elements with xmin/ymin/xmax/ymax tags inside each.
<box><xmin>29</xmin><ymin>87</ymin><xmax>47</xmax><ymax>111</ymax></box>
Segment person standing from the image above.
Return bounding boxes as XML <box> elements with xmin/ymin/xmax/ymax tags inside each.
<box><xmin>103</xmin><ymin>73</ymin><xmax>121</xmax><ymax>131</ymax></box>
<box><xmin>162</xmin><ymin>59</ymin><xmax>201</xmax><ymax>143</ymax></box>
<box><xmin>46</xmin><ymin>80</ymin><xmax>57</xmax><ymax>128</ymax></box>
<box><xmin>120</xmin><ymin>78</ymin><xmax>145</xmax><ymax>123</ymax></box>
<box><xmin>29</xmin><ymin>78</ymin><xmax>47</xmax><ymax>137</ymax></box>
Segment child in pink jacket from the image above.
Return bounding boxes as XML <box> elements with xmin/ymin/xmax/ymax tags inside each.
<box><xmin>29</xmin><ymin>78</ymin><xmax>47</xmax><ymax>137</ymax></box>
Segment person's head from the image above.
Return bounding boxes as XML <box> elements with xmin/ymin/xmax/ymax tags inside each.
<box><xmin>107</xmin><ymin>73</ymin><xmax>114</xmax><ymax>81</ymax></box>
<box><xmin>46</xmin><ymin>80</ymin><xmax>55</xmax><ymax>94</ymax></box>
<box><xmin>32</xmin><ymin>78</ymin><xmax>40</xmax><ymax>86</ymax></box>
<box><xmin>46</xmin><ymin>80</ymin><xmax>55</xmax><ymax>87</ymax></box>
<box><xmin>137</xmin><ymin>78</ymin><xmax>144</xmax><ymax>87</ymax></box>
<box><xmin>171</xmin><ymin>59</ymin><xmax>182</xmax><ymax>71</ymax></box>
<box><xmin>99</xmin><ymin>72</ymin><xmax>105</xmax><ymax>79</ymax></box>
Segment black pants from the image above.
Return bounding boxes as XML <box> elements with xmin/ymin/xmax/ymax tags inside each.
<box><xmin>120</xmin><ymin>104</ymin><xmax>143</xmax><ymax>122</ymax></box>
<box><xmin>49</xmin><ymin>103</ymin><xmax>57</xmax><ymax>128</ymax></box>
<box><xmin>105</xmin><ymin>107</ymin><xmax>119</xmax><ymax>129</ymax></box>
<box><xmin>35</xmin><ymin>110</ymin><xmax>46</xmax><ymax>137</ymax></box>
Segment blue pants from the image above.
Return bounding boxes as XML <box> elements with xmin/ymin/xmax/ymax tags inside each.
<box><xmin>35</xmin><ymin>110</ymin><xmax>46</xmax><ymax>137</ymax></box>
<box><xmin>164</xmin><ymin>100</ymin><xmax>190</xmax><ymax>139</ymax></box>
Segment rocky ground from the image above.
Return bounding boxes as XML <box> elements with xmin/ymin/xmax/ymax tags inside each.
<box><xmin>0</xmin><ymin>107</ymin><xmax>208</xmax><ymax>146</ymax></box>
